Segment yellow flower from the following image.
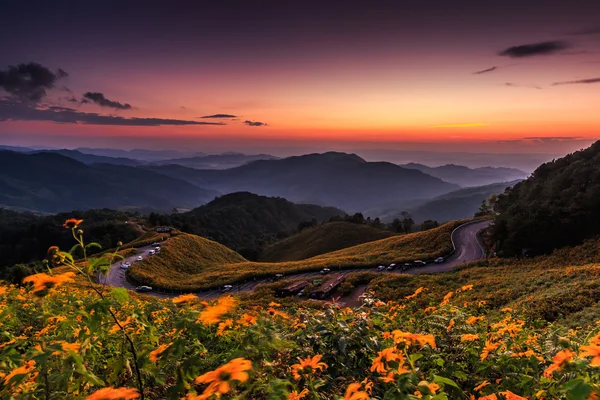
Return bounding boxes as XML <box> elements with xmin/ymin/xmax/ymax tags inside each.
<box><xmin>63</xmin><ymin>218</ymin><xmax>84</xmax><ymax>228</ymax></box>
<box><xmin>23</xmin><ymin>272</ymin><xmax>75</xmax><ymax>296</ymax></box>
<box><xmin>149</xmin><ymin>343</ymin><xmax>171</xmax><ymax>363</ymax></box>
<box><xmin>172</xmin><ymin>294</ymin><xmax>198</xmax><ymax>305</ymax></box>
<box><xmin>461</xmin><ymin>334</ymin><xmax>480</xmax><ymax>342</ymax></box>
<box><xmin>109</xmin><ymin>317</ymin><xmax>134</xmax><ymax>334</ymax></box>
<box><xmin>61</xmin><ymin>342</ymin><xmax>81</xmax><ymax>353</ymax></box>
<box><xmin>543</xmin><ymin>349</ymin><xmax>574</xmax><ymax>378</ymax></box>
<box><xmin>343</xmin><ymin>383</ymin><xmax>369</xmax><ymax>400</ymax></box>
<box><xmin>500</xmin><ymin>307</ymin><xmax>513</xmax><ymax>313</ymax></box>
<box><xmin>405</xmin><ymin>287</ymin><xmax>426</xmax><ymax>299</ymax></box>
<box><xmin>288</xmin><ymin>388</ymin><xmax>309</xmax><ymax>400</ymax></box>
<box><xmin>466</xmin><ymin>316</ymin><xmax>485</xmax><ymax>325</ymax></box>
<box><xmin>479</xmin><ymin>395</ymin><xmax>498</xmax><ymax>400</ymax></box>
<box><xmin>499</xmin><ymin>390</ymin><xmax>527</xmax><ymax>400</ymax></box>
<box><xmin>197</xmin><ymin>296</ymin><xmax>236</xmax><ymax>325</ymax></box>
<box><xmin>579</xmin><ymin>344</ymin><xmax>600</xmax><ymax>366</ymax></box>
<box><xmin>440</xmin><ymin>291</ymin><xmax>453</xmax><ymax>306</ymax></box>
<box><xmin>370</xmin><ymin>347</ymin><xmax>401</xmax><ymax>374</ymax></box>
<box><xmin>4</xmin><ymin>360</ymin><xmax>36</xmax><ymax>384</ymax></box>
<box><xmin>460</xmin><ymin>284</ymin><xmax>474</xmax><ymax>291</ymax></box>
<box><xmin>480</xmin><ymin>340</ymin><xmax>499</xmax><ymax>361</ymax></box>
<box><xmin>217</xmin><ymin>319</ymin><xmax>234</xmax><ymax>336</ymax></box>
<box><xmin>85</xmin><ymin>387</ymin><xmax>140</xmax><ymax>399</ymax></box>
<box><xmin>291</xmin><ymin>355</ymin><xmax>328</xmax><ymax>380</ymax></box>
<box><xmin>195</xmin><ymin>358</ymin><xmax>252</xmax><ymax>396</ymax></box>
<box><xmin>447</xmin><ymin>319</ymin><xmax>455</xmax><ymax>332</ymax></box>
<box><xmin>392</xmin><ymin>330</ymin><xmax>436</xmax><ymax>348</ymax></box>
<box><xmin>238</xmin><ymin>313</ymin><xmax>257</xmax><ymax>326</ymax></box>
<box><xmin>474</xmin><ymin>380</ymin><xmax>490</xmax><ymax>392</ymax></box>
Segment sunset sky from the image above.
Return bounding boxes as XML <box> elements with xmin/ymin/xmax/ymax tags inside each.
<box><xmin>1</xmin><ymin>0</ymin><xmax>600</xmax><ymax>156</ymax></box>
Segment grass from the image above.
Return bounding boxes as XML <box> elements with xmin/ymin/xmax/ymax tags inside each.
<box><xmin>127</xmin><ymin>220</ymin><xmax>467</xmax><ymax>291</ymax></box>
<box><xmin>258</xmin><ymin>221</ymin><xmax>397</xmax><ymax>262</ymax></box>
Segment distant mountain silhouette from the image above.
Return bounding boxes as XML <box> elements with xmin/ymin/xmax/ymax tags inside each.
<box><xmin>400</xmin><ymin>163</ymin><xmax>528</xmax><ymax>187</ymax></box>
<box><xmin>0</xmin><ymin>151</ymin><xmax>218</xmax><ymax>213</ymax></box>
<box><xmin>406</xmin><ymin>180</ymin><xmax>521</xmax><ymax>223</ymax></box>
<box><xmin>75</xmin><ymin>147</ymin><xmax>207</xmax><ymax>161</ymax></box>
<box><xmin>33</xmin><ymin>149</ymin><xmax>142</xmax><ymax>166</ymax></box>
<box><xmin>146</xmin><ymin>152</ymin><xmax>460</xmax><ymax>212</ymax></box>
<box><xmin>154</xmin><ymin>153</ymin><xmax>279</xmax><ymax>169</ymax></box>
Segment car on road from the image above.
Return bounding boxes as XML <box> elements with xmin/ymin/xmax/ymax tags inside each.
<box><xmin>434</xmin><ymin>257</ymin><xmax>444</xmax><ymax>263</ymax></box>
<box><xmin>376</xmin><ymin>265</ymin><xmax>386</xmax><ymax>271</ymax></box>
<box><xmin>413</xmin><ymin>260</ymin><xmax>426</xmax><ymax>266</ymax></box>
<box><xmin>221</xmin><ymin>285</ymin><xmax>233</xmax><ymax>293</ymax></box>
<box><xmin>387</xmin><ymin>263</ymin><xmax>396</xmax><ymax>271</ymax></box>
<box><xmin>274</xmin><ymin>274</ymin><xmax>284</xmax><ymax>281</ymax></box>
<box><xmin>137</xmin><ymin>256</ymin><xmax>143</xmax><ymax>261</ymax></box>
<box><xmin>154</xmin><ymin>247</ymin><xmax>161</xmax><ymax>252</ymax></box>
<box><xmin>297</xmin><ymin>290</ymin><xmax>305</xmax><ymax>297</ymax></box>
<box><xmin>149</xmin><ymin>250</ymin><xmax>155</xmax><ymax>255</ymax></box>
<box><xmin>401</xmin><ymin>263</ymin><xmax>411</xmax><ymax>271</ymax></box>
<box><xmin>120</xmin><ymin>263</ymin><xmax>129</xmax><ymax>270</ymax></box>
<box><xmin>135</xmin><ymin>286</ymin><xmax>153</xmax><ymax>292</ymax></box>
<box><xmin>320</xmin><ymin>268</ymin><xmax>331</xmax><ymax>275</ymax></box>
<box><xmin>151</xmin><ymin>242</ymin><xmax>159</xmax><ymax>247</ymax></box>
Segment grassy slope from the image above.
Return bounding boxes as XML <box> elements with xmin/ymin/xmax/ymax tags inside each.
<box><xmin>258</xmin><ymin>221</ymin><xmax>396</xmax><ymax>262</ymax></box>
<box><xmin>128</xmin><ymin>220</ymin><xmax>467</xmax><ymax>291</ymax></box>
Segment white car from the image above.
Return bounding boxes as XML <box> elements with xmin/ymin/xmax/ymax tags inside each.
<box><xmin>135</xmin><ymin>286</ymin><xmax>153</xmax><ymax>293</ymax></box>
<box><xmin>221</xmin><ymin>285</ymin><xmax>233</xmax><ymax>293</ymax></box>
<box><xmin>376</xmin><ymin>265</ymin><xmax>386</xmax><ymax>271</ymax></box>
<box><xmin>434</xmin><ymin>257</ymin><xmax>444</xmax><ymax>263</ymax></box>
<box><xmin>154</xmin><ymin>246</ymin><xmax>161</xmax><ymax>252</ymax></box>
<box><xmin>137</xmin><ymin>256</ymin><xmax>143</xmax><ymax>261</ymax></box>
<box><xmin>120</xmin><ymin>263</ymin><xmax>129</xmax><ymax>270</ymax></box>
<box><xmin>148</xmin><ymin>250</ymin><xmax>155</xmax><ymax>255</ymax></box>
<box><xmin>320</xmin><ymin>268</ymin><xmax>331</xmax><ymax>275</ymax></box>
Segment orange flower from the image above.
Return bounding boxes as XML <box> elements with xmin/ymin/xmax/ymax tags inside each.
<box><xmin>61</xmin><ymin>342</ymin><xmax>81</xmax><ymax>353</ymax></box>
<box><xmin>405</xmin><ymin>287</ymin><xmax>426</xmax><ymax>300</ymax></box>
<box><xmin>238</xmin><ymin>313</ymin><xmax>257</xmax><ymax>326</ymax></box>
<box><xmin>424</xmin><ymin>306</ymin><xmax>437</xmax><ymax>313</ymax></box>
<box><xmin>415</xmin><ymin>381</ymin><xmax>440</xmax><ymax>398</ymax></box>
<box><xmin>85</xmin><ymin>387</ymin><xmax>140</xmax><ymax>399</ymax></box>
<box><xmin>466</xmin><ymin>316</ymin><xmax>485</xmax><ymax>325</ymax></box>
<box><xmin>479</xmin><ymin>395</ymin><xmax>498</xmax><ymax>400</ymax></box>
<box><xmin>460</xmin><ymin>284</ymin><xmax>474</xmax><ymax>291</ymax></box>
<box><xmin>197</xmin><ymin>296</ymin><xmax>236</xmax><ymax>325</ymax></box>
<box><xmin>447</xmin><ymin>319</ymin><xmax>455</xmax><ymax>332</ymax></box>
<box><xmin>474</xmin><ymin>380</ymin><xmax>490</xmax><ymax>392</ymax></box>
<box><xmin>172</xmin><ymin>294</ymin><xmax>198</xmax><ymax>305</ymax></box>
<box><xmin>217</xmin><ymin>319</ymin><xmax>234</xmax><ymax>336</ymax></box>
<box><xmin>288</xmin><ymin>388</ymin><xmax>309</xmax><ymax>400</ymax></box>
<box><xmin>440</xmin><ymin>291</ymin><xmax>453</xmax><ymax>306</ymax></box>
<box><xmin>500</xmin><ymin>307</ymin><xmax>513</xmax><ymax>313</ymax></box>
<box><xmin>149</xmin><ymin>343</ymin><xmax>171</xmax><ymax>363</ymax></box>
<box><xmin>461</xmin><ymin>334</ymin><xmax>480</xmax><ymax>342</ymax></box>
<box><xmin>23</xmin><ymin>272</ymin><xmax>75</xmax><ymax>296</ymax></box>
<box><xmin>63</xmin><ymin>218</ymin><xmax>84</xmax><ymax>228</ymax></box>
<box><xmin>499</xmin><ymin>390</ymin><xmax>527</xmax><ymax>400</ymax></box>
<box><xmin>195</xmin><ymin>358</ymin><xmax>252</xmax><ymax>396</ymax></box>
<box><xmin>109</xmin><ymin>317</ymin><xmax>133</xmax><ymax>334</ymax></box>
<box><xmin>291</xmin><ymin>355</ymin><xmax>328</xmax><ymax>380</ymax></box>
<box><xmin>543</xmin><ymin>349</ymin><xmax>574</xmax><ymax>378</ymax></box>
<box><xmin>343</xmin><ymin>383</ymin><xmax>369</xmax><ymax>400</ymax></box>
<box><xmin>480</xmin><ymin>340</ymin><xmax>500</xmax><ymax>361</ymax></box>
<box><xmin>370</xmin><ymin>347</ymin><xmax>401</xmax><ymax>373</ymax></box>
<box><xmin>4</xmin><ymin>360</ymin><xmax>36</xmax><ymax>384</ymax></box>
<box><xmin>579</xmin><ymin>344</ymin><xmax>600</xmax><ymax>366</ymax></box>
<box><xmin>589</xmin><ymin>332</ymin><xmax>600</xmax><ymax>345</ymax></box>
<box><xmin>392</xmin><ymin>330</ymin><xmax>436</xmax><ymax>348</ymax></box>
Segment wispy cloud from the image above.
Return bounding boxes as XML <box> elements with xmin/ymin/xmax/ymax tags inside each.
<box><xmin>552</xmin><ymin>77</ymin><xmax>600</xmax><ymax>86</ymax></box>
<box><xmin>0</xmin><ymin>100</ymin><xmax>226</xmax><ymax>126</ymax></box>
<box><xmin>201</xmin><ymin>113</ymin><xmax>238</xmax><ymax>119</ymax></box>
<box><xmin>567</xmin><ymin>26</ymin><xmax>600</xmax><ymax>36</ymax></box>
<box><xmin>499</xmin><ymin>41</ymin><xmax>569</xmax><ymax>58</ymax></box>
<box><xmin>82</xmin><ymin>92</ymin><xmax>132</xmax><ymax>110</ymax></box>
<box><xmin>431</xmin><ymin>123</ymin><xmax>490</xmax><ymax>129</ymax></box>
<box><xmin>505</xmin><ymin>82</ymin><xmax>542</xmax><ymax>89</ymax></box>
<box><xmin>0</xmin><ymin>62</ymin><xmax>68</xmax><ymax>102</ymax></box>
<box><xmin>473</xmin><ymin>66</ymin><xmax>497</xmax><ymax>75</ymax></box>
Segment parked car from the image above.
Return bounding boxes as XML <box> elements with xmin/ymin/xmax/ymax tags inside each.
<box><xmin>387</xmin><ymin>263</ymin><xmax>396</xmax><ymax>271</ymax></box>
<box><xmin>274</xmin><ymin>274</ymin><xmax>284</xmax><ymax>281</ymax></box>
<box><xmin>135</xmin><ymin>286</ymin><xmax>152</xmax><ymax>292</ymax></box>
<box><xmin>120</xmin><ymin>263</ymin><xmax>129</xmax><ymax>270</ymax></box>
<box><xmin>221</xmin><ymin>285</ymin><xmax>233</xmax><ymax>293</ymax></box>
<box><xmin>413</xmin><ymin>260</ymin><xmax>426</xmax><ymax>266</ymax></box>
<box><xmin>434</xmin><ymin>257</ymin><xmax>444</xmax><ymax>263</ymax></box>
<box><xmin>137</xmin><ymin>256</ymin><xmax>143</xmax><ymax>261</ymax></box>
<box><xmin>402</xmin><ymin>263</ymin><xmax>412</xmax><ymax>271</ymax></box>
<box><xmin>320</xmin><ymin>268</ymin><xmax>331</xmax><ymax>275</ymax></box>
<box><xmin>149</xmin><ymin>250</ymin><xmax>155</xmax><ymax>255</ymax></box>
<box><xmin>151</xmin><ymin>242</ymin><xmax>159</xmax><ymax>247</ymax></box>
<box><xmin>297</xmin><ymin>290</ymin><xmax>305</xmax><ymax>297</ymax></box>
<box><xmin>377</xmin><ymin>265</ymin><xmax>386</xmax><ymax>271</ymax></box>
<box><xmin>154</xmin><ymin>246</ymin><xmax>161</xmax><ymax>252</ymax></box>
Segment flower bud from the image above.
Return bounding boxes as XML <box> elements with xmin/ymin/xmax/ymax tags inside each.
<box><xmin>558</xmin><ymin>337</ymin><xmax>570</xmax><ymax>348</ymax></box>
<box><xmin>117</xmin><ymin>241</ymin><xmax>123</xmax><ymax>247</ymax></box>
<box><xmin>77</xmin><ymin>229</ymin><xmax>84</xmax><ymax>236</ymax></box>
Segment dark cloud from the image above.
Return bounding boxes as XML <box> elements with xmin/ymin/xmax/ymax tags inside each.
<box><xmin>552</xmin><ymin>77</ymin><xmax>600</xmax><ymax>86</ymax></box>
<box><xmin>66</xmin><ymin>96</ymin><xmax>79</xmax><ymax>103</ymax></box>
<box><xmin>0</xmin><ymin>62</ymin><xmax>67</xmax><ymax>101</ymax></box>
<box><xmin>201</xmin><ymin>113</ymin><xmax>238</xmax><ymax>118</ymax></box>
<box><xmin>568</xmin><ymin>26</ymin><xmax>600</xmax><ymax>36</ymax></box>
<box><xmin>0</xmin><ymin>100</ymin><xmax>226</xmax><ymax>126</ymax></box>
<box><xmin>505</xmin><ymin>82</ymin><xmax>542</xmax><ymax>89</ymax></box>
<box><xmin>82</xmin><ymin>92</ymin><xmax>132</xmax><ymax>110</ymax></box>
<box><xmin>473</xmin><ymin>66</ymin><xmax>497</xmax><ymax>75</ymax></box>
<box><xmin>499</xmin><ymin>41</ymin><xmax>569</xmax><ymax>58</ymax></box>
<box><xmin>243</xmin><ymin>120</ymin><xmax>267</xmax><ymax>126</ymax></box>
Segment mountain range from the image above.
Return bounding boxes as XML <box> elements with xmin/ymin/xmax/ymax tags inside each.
<box><xmin>400</xmin><ymin>163</ymin><xmax>527</xmax><ymax>187</ymax></box>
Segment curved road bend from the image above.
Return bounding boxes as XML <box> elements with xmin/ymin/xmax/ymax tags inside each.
<box><xmin>101</xmin><ymin>220</ymin><xmax>490</xmax><ymax>300</ymax></box>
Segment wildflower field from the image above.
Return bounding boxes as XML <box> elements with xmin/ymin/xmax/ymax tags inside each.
<box><xmin>2</xmin><ymin>220</ymin><xmax>600</xmax><ymax>399</ymax></box>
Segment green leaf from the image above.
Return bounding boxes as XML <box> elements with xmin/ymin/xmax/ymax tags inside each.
<box><xmin>564</xmin><ymin>379</ymin><xmax>591</xmax><ymax>400</ymax></box>
<box><xmin>433</xmin><ymin>375</ymin><xmax>461</xmax><ymax>390</ymax></box>
<box><xmin>110</xmin><ymin>287</ymin><xmax>129</xmax><ymax>304</ymax></box>
<box><xmin>410</xmin><ymin>353</ymin><xmax>424</xmax><ymax>363</ymax></box>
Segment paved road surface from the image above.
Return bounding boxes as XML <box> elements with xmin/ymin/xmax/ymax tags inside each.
<box><xmin>101</xmin><ymin>220</ymin><xmax>489</xmax><ymax>299</ymax></box>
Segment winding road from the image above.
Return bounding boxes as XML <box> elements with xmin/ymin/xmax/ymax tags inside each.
<box><xmin>100</xmin><ymin>220</ymin><xmax>489</xmax><ymax>299</ymax></box>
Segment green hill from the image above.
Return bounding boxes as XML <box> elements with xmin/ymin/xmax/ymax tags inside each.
<box><xmin>149</xmin><ymin>192</ymin><xmax>345</xmax><ymax>258</ymax></box>
<box><xmin>259</xmin><ymin>221</ymin><xmax>397</xmax><ymax>262</ymax></box>
<box><xmin>127</xmin><ymin>220</ymin><xmax>465</xmax><ymax>291</ymax></box>
<box><xmin>490</xmin><ymin>140</ymin><xmax>600</xmax><ymax>256</ymax></box>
